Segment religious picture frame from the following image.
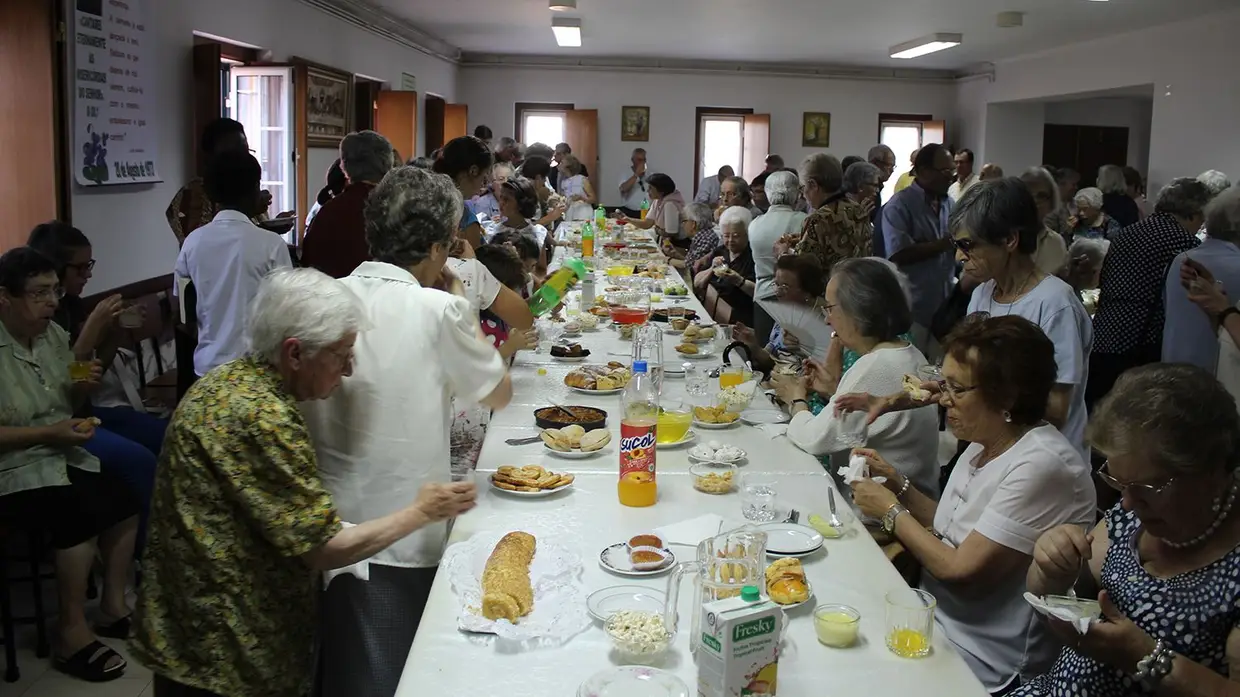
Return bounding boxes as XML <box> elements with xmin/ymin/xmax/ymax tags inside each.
<box><xmin>802</xmin><ymin>112</ymin><xmax>831</xmax><ymax>148</ymax></box>
<box><xmin>303</xmin><ymin>63</ymin><xmax>353</xmax><ymax>147</ymax></box>
<box><xmin>621</xmin><ymin>106</ymin><xmax>650</xmax><ymax>142</ymax></box>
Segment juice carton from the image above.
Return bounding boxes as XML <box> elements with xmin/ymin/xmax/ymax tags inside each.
<box><xmin>697</xmin><ymin>586</ymin><xmax>782</xmax><ymax>697</ymax></box>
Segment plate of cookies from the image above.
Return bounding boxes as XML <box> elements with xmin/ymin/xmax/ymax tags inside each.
<box><xmin>489</xmin><ymin>465</ymin><xmax>576</xmax><ymax>497</ymax></box>
<box><xmin>541</xmin><ymin>426</ymin><xmax>612</xmax><ymax>459</ymax></box>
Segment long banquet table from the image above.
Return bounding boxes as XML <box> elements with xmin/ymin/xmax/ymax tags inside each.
<box><xmin>394</xmin><ymin>249</ymin><xmax>988</xmax><ymax>696</ymax></box>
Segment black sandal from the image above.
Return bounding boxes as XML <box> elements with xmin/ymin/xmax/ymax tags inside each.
<box><xmin>54</xmin><ymin>640</ymin><xmax>127</xmax><ymax>682</ymax></box>
<box><xmin>95</xmin><ymin>614</ymin><xmax>131</xmax><ymax>639</ymax></box>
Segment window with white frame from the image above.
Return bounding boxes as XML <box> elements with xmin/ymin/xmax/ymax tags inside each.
<box><xmin>228</xmin><ymin>66</ymin><xmax>295</xmax><ymax>218</ymax></box>
<box><xmin>699</xmin><ymin>115</ymin><xmax>744</xmax><ymax>181</ymax></box>
<box><xmin>522</xmin><ymin>111</ymin><xmax>566</xmax><ymax>148</ymax></box>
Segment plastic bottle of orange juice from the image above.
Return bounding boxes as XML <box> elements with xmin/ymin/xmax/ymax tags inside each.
<box><xmin>619</xmin><ymin>360</ymin><xmax>658</xmax><ymax>507</ymax></box>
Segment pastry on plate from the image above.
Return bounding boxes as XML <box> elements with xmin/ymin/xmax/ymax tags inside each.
<box><xmin>694</xmin><ymin>405</ymin><xmax>739</xmax><ymax>424</ymax></box>
<box><xmin>481</xmin><ymin>532</ymin><xmax>536</xmax><ymax>622</ymax></box>
<box><xmin>564</xmin><ymin>372</ymin><xmax>597</xmax><ymax>390</ymax></box>
<box><xmin>539</xmin><ymin>429</ymin><xmax>572</xmax><ymax>451</ymax></box>
<box><xmin>561</xmin><ymin>424</ymin><xmax>586</xmax><ymax>448</ymax></box>
<box><xmin>670</xmin><ymin>317</ymin><xmax>691</xmax><ymax>331</ymax></box>
<box><xmin>765</xmin><ymin>558</ymin><xmax>810</xmax><ymax>605</ymax></box>
<box><xmin>682</xmin><ymin>324</ymin><xmax>700</xmax><ymax>341</ymax></box>
<box><xmin>675</xmin><ymin>343</ymin><xmax>699</xmax><ymax>355</ymax></box>
<box><xmin>579</xmin><ymin>429</ymin><xmax>611</xmax><ymax>451</ymax></box>
<box><xmin>596</xmin><ymin>375</ymin><xmax>624</xmax><ymax>391</ymax></box>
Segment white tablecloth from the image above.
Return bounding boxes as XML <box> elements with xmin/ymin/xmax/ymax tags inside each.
<box><xmin>394</xmin><ymin>256</ymin><xmax>988</xmax><ymax>696</ymax></box>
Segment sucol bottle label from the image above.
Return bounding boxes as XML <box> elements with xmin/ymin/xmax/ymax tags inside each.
<box><xmin>619</xmin><ymin>422</ymin><xmax>657</xmax><ymax>483</ymax></box>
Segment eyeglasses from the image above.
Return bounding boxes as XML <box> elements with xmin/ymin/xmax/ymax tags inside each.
<box><xmin>937</xmin><ymin>380</ymin><xmax>978</xmax><ymax>401</ymax></box>
<box><xmin>66</xmin><ymin>259</ymin><xmax>96</xmax><ymax>273</ymax></box>
<box><xmin>819</xmin><ymin>302</ymin><xmax>837</xmax><ymax>320</ymax></box>
<box><xmin>951</xmin><ymin>238</ymin><xmax>977</xmax><ymax>256</ymax></box>
<box><xmin>1096</xmin><ymin>461</ymin><xmax>1177</xmax><ymax>498</ymax></box>
<box><xmin>26</xmin><ymin>286</ymin><xmax>65</xmax><ymax>303</ymax></box>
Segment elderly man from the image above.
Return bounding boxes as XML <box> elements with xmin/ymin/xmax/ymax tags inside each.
<box><xmin>718</xmin><ymin>175</ymin><xmax>763</xmax><ymax>220</ymax></box>
<box><xmin>133</xmin><ymin>268</ymin><xmax>476</xmax><ymax>697</ymax></box>
<box><xmin>978</xmin><ymin>163</ymin><xmax>1004</xmax><ymax>181</ymax></box>
<box><xmin>549</xmin><ymin>141</ymin><xmax>588</xmax><ymax>191</ymax></box>
<box><xmin>881</xmin><ymin>143</ymin><xmax>956</xmax><ymax>353</ymax></box>
<box><xmin>947</xmin><ymin>148</ymin><xmax>977</xmax><ymax>201</ymax></box>
<box><xmin>493</xmin><ymin>136</ymin><xmax>520</xmax><ymax>164</ymax></box>
<box><xmin>1163</xmin><ymin>184</ymin><xmax>1240</xmax><ymax>370</ymax></box>
<box><xmin>763</xmin><ymin>154</ymin><xmax>785</xmax><ymax>173</ymax></box>
<box><xmin>618</xmin><ymin>147</ymin><xmax>651</xmax><ymax>217</ymax></box>
<box><xmin>695</xmin><ymin>164</ymin><xmax>733</xmax><ymax>207</ymax></box>
<box><xmin>301</xmin><ymin>130</ymin><xmax>395</xmax><ymax>278</ymax></box>
<box><xmin>796</xmin><ymin>154</ymin><xmax>872</xmax><ymax>278</ymax></box>
<box><xmin>866</xmin><ymin>144</ymin><xmax>897</xmax><ymax>255</ymax></box>
<box><xmin>302</xmin><ymin>166</ymin><xmax>513</xmax><ymax>697</ymax></box>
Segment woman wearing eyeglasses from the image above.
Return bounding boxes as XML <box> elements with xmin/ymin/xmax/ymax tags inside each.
<box><xmin>1013</xmin><ymin>364</ymin><xmax>1240</xmax><ymax>697</ymax></box>
<box><xmin>850</xmin><ymin>314</ymin><xmax>1096</xmax><ymax>696</ymax></box>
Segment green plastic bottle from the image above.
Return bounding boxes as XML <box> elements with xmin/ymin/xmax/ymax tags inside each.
<box><xmin>528</xmin><ymin>258</ymin><xmax>589</xmax><ymax>316</ymax></box>
<box><xmin>640</xmin><ymin>198</ymin><xmax>650</xmax><ymax>219</ymax></box>
<box><xmin>595</xmin><ymin>204</ymin><xmax>607</xmax><ymax>230</ymax></box>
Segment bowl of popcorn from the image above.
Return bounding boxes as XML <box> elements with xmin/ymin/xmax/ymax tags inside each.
<box><xmin>604</xmin><ymin>610</ymin><xmax>672</xmax><ymax>665</ymax></box>
<box><xmin>690</xmin><ymin>462</ymin><xmax>737</xmax><ymax>495</ymax></box>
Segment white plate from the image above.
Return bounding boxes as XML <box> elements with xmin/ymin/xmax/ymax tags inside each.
<box><xmin>655</xmin><ymin>430</ymin><xmax>697</xmax><ymax>449</ymax></box>
<box><xmin>598</xmin><ymin>543</ymin><xmax>677</xmax><ymax>577</ymax></box>
<box><xmin>675</xmin><ymin>350</ymin><xmax>714</xmax><ymax>360</ymax></box>
<box><xmin>552</xmin><ymin>355</ymin><xmax>589</xmax><ymax>363</ymax></box>
<box><xmin>544</xmin><ymin>443</ymin><xmax>610</xmax><ymax>459</ymax></box>
<box><xmin>765</xmin><ymin>544</ymin><xmax>824</xmax><ymax>559</ymax></box>
<box><xmin>693</xmin><ymin>418</ymin><xmax>740</xmax><ymax>430</ymax></box>
<box><xmin>586</xmin><ymin>585</ymin><xmax>668</xmax><ymax>622</ymax></box>
<box><xmin>740</xmin><ymin>409</ymin><xmax>791</xmax><ymax>426</ymax></box>
<box><xmin>488</xmin><ymin>475</ymin><xmax>574</xmax><ymax>498</ymax></box>
<box><xmin>770</xmin><ymin>582</ymin><xmax>815</xmax><ymax>610</ymax></box>
<box><xmin>568</xmin><ymin>385</ymin><xmax>627</xmax><ymax>396</ymax></box>
<box><xmin>578</xmin><ymin>667</ymin><xmax>689</xmax><ymax>697</ymax></box>
<box><xmin>758</xmin><ymin>523</ymin><xmax>826</xmax><ymax>555</ymax></box>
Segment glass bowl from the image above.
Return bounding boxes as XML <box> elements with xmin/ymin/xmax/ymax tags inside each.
<box><xmin>605</xmin><ymin>612</ymin><xmax>672</xmax><ymax>665</ymax></box>
<box><xmin>813</xmin><ymin>604</ymin><xmax>861</xmax><ymax>648</ymax></box>
<box><xmin>689</xmin><ymin>462</ymin><xmax>738</xmax><ymax>495</ymax></box>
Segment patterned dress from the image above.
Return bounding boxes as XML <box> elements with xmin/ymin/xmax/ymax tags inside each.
<box><xmin>795</xmin><ymin>195</ymin><xmax>873</xmax><ymax>275</ymax></box>
<box><xmin>1014</xmin><ymin>504</ymin><xmax>1240</xmax><ymax>696</ymax></box>
<box><xmin>131</xmin><ymin>357</ymin><xmax>342</xmax><ymax>697</ymax></box>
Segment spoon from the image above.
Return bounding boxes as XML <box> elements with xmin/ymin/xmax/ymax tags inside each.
<box><xmin>827</xmin><ymin>489</ymin><xmax>844</xmax><ymax>530</ymax></box>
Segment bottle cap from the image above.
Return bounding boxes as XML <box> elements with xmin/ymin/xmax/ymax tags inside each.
<box><xmin>633</xmin><ymin>360</ymin><xmax>648</xmax><ymax>373</ymax></box>
<box><xmin>741</xmin><ymin>586</ymin><xmax>760</xmax><ymax>602</ymax></box>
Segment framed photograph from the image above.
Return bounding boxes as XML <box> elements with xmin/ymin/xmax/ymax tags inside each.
<box><xmin>303</xmin><ymin>63</ymin><xmax>353</xmax><ymax>147</ymax></box>
<box><xmin>802</xmin><ymin>112</ymin><xmax>831</xmax><ymax>148</ymax></box>
<box><xmin>621</xmin><ymin>106</ymin><xmax>650</xmax><ymax>142</ymax></box>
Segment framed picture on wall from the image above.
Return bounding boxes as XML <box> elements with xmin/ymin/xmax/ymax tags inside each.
<box><xmin>621</xmin><ymin>106</ymin><xmax>650</xmax><ymax>142</ymax></box>
<box><xmin>802</xmin><ymin>112</ymin><xmax>831</xmax><ymax>148</ymax></box>
<box><xmin>303</xmin><ymin>63</ymin><xmax>353</xmax><ymax>147</ymax></box>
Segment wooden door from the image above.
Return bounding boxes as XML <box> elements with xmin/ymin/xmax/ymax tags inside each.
<box><xmin>444</xmin><ymin>104</ymin><xmax>468</xmax><ymax>141</ymax></box>
<box><xmin>191</xmin><ymin>43</ymin><xmax>223</xmax><ymax>178</ymax></box>
<box><xmin>1041</xmin><ymin>124</ymin><xmax>1128</xmax><ymax>187</ymax></box>
<box><xmin>741</xmin><ymin>113</ymin><xmax>771</xmax><ymax>180</ymax></box>
<box><xmin>425</xmin><ymin>95</ymin><xmax>445</xmax><ymax>153</ymax></box>
<box><xmin>354</xmin><ymin>80</ymin><xmax>381</xmax><ymax>133</ymax></box>
<box><xmin>374</xmin><ymin>91</ymin><xmax>418</xmax><ymax>167</ymax></box>
<box><xmin>0</xmin><ymin>0</ymin><xmax>59</xmax><ymax>250</ymax></box>
<box><xmin>566</xmin><ymin>109</ymin><xmax>599</xmax><ymax>187</ymax></box>
<box><xmin>922</xmin><ymin>120</ymin><xmax>946</xmax><ymax>147</ymax></box>
<box><xmin>1042</xmin><ymin>124</ymin><xmax>1079</xmax><ymax>173</ymax></box>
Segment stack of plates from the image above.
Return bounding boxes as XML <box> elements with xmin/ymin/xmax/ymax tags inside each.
<box><xmin>758</xmin><ymin>523</ymin><xmax>825</xmax><ymax>558</ymax></box>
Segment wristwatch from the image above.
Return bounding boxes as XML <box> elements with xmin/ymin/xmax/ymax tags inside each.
<box><xmin>881</xmin><ymin>503</ymin><xmax>909</xmax><ymax>535</ymax></box>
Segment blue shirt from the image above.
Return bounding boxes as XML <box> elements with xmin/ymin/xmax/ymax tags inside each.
<box><xmin>459</xmin><ymin>200</ymin><xmax>478</xmax><ymax>231</ymax></box>
<box><xmin>1163</xmin><ymin>238</ymin><xmax>1240</xmax><ymax>370</ymax></box>
<box><xmin>881</xmin><ymin>181</ymin><xmax>954</xmax><ymax>327</ymax></box>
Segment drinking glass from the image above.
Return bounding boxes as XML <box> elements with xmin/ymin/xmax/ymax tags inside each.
<box><xmin>68</xmin><ymin>360</ymin><xmax>93</xmax><ymax>382</ymax></box>
<box><xmin>741</xmin><ymin>473</ymin><xmax>779</xmax><ymax>522</ymax></box>
<box><xmin>885</xmin><ymin>588</ymin><xmax>936</xmax><ymax>658</ymax></box>
<box><xmin>685</xmin><ymin>365</ymin><xmax>710</xmax><ymax>398</ymax></box>
<box><xmin>656</xmin><ymin>398</ymin><xmax>693</xmax><ymax>444</ymax></box>
<box><xmin>714</xmin><ymin>324</ymin><xmax>734</xmax><ymax>354</ymax></box>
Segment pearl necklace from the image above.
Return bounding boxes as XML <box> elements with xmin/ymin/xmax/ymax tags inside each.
<box><xmin>1162</xmin><ymin>476</ymin><xmax>1239</xmax><ymax>549</ymax></box>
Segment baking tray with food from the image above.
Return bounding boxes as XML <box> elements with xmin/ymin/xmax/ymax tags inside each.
<box><xmin>533</xmin><ymin>405</ymin><xmax>608</xmax><ymax>431</ymax></box>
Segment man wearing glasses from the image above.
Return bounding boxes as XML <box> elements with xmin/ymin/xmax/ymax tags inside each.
<box><xmin>618</xmin><ymin>147</ymin><xmax>651</xmax><ymax>218</ymax></box>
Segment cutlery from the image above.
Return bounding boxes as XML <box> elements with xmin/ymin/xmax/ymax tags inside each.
<box><xmin>827</xmin><ymin>489</ymin><xmax>843</xmax><ymax>530</ymax></box>
<box><xmin>505</xmin><ymin>435</ymin><xmax>543</xmax><ymax>446</ymax></box>
<box><xmin>548</xmin><ymin>402</ymin><xmax>575</xmax><ymax>420</ymax></box>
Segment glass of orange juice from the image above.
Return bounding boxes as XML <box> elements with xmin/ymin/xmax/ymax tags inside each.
<box><xmin>656</xmin><ymin>399</ymin><xmax>693</xmax><ymax>444</ymax></box>
<box><xmin>719</xmin><ymin>365</ymin><xmax>745</xmax><ymax>390</ymax></box>
<box><xmin>68</xmin><ymin>360</ymin><xmax>93</xmax><ymax>382</ymax></box>
<box><xmin>885</xmin><ymin>588</ymin><xmax>936</xmax><ymax>658</ymax></box>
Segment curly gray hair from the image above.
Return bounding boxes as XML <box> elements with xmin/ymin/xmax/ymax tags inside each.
<box><xmin>340</xmin><ymin>130</ymin><xmax>396</xmax><ymax>184</ymax></box>
<box><xmin>798</xmin><ymin>153</ymin><xmax>843</xmax><ymax>193</ymax></box>
<box><xmin>365</xmin><ymin>166</ymin><xmax>463</xmax><ymax>267</ymax></box>
<box><xmin>842</xmin><ymin>162</ymin><xmax>881</xmax><ymax>194</ymax></box>
<box><xmin>1096</xmin><ymin>165</ymin><xmax>1128</xmax><ymax>196</ymax></box>
<box><xmin>723</xmin><ymin>176</ymin><xmax>753</xmax><ymax>206</ymax></box>
<box><xmin>1206</xmin><ymin>184</ymin><xmax>1240</xmax><ymax>244</ymax></box>
<box><xmin>683</xmin><ymin>202</ymin><xmax>715</xmax><ymax>230</ymax></box>
<box><xmin>764</xmin><ymin>171</ymin><xmax>800</xmax><ymax>207</ymax></box>
<box><xmin>247</xmin><ymin>267</ymin><xmax>367</xmax><ymax>365</ymax></box>
<box><xmin>1198</xmin><ymin>170</ymin><xmax>1232</xmax><ymax>198</ymax></box>
<box><xmin>830</xmin><ymin>257</ymin><xmax>911</xmax><ymax>341</ymax></box>
<box><xmin>1154</xmin><ymin>177</ymin><xmax>1212</xmax><ymax>220</ymax></box>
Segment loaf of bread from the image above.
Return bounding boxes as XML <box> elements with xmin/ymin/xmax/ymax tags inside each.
<box><xmin>481</xmin><ymin>532</ymin><xmax>536</xmax><ymax>622</ymax></box>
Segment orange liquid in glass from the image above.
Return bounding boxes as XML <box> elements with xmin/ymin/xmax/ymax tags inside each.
<box><xmin>610</xmin><ymin>306</ymin><xmax>650</xmax><ymax>325</ymax></box>
<box><xmin>719</xmin><ymin>372</ymin><xmax>744</xmax><ymax>389</ymax></box>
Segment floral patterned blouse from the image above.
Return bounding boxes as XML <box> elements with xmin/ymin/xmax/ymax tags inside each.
<box><xmin>131</xmin><ymin>357</ymin><xmax>342</xmax><ymax>697</ymax></box>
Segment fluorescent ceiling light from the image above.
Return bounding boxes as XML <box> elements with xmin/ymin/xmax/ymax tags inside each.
<box><xmin>552</xmin><ymin>17</ymin><xmax>582</xmax><ymax>47</ymax></box>
<box><xmin>549</xmin><ymin>0</ymin><xmax>576</xmax><ymax>10</ymax></box>
<box><xmin>889</xmin><ymin>33</ymin><xmax>963</xmax><ymax>59</ymax></box>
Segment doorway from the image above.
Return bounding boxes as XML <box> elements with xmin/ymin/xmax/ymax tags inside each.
<box><xmin>1042</xmin><ymin>124</ymin><xmax>1129</xmax><ymax>188</ymax></box>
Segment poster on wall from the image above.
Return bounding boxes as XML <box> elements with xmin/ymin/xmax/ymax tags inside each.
<box><xmin>73</xmin><ymin>0</ymin><xmax>161</xmax><ymax>186</ymax></box>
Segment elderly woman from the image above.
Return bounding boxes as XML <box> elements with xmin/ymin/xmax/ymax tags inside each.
<box><xmin>0</xmin><ymin>247</ymin><xmax>139</xmax><ymax>682</ymax></box>
<box><xmin>850</xmin><ymin>315</ymin><xmax>1096</xmax><ymax>694</ymax></box>
<box><xmin>557</xmin><ymin>153</ymin><xmax>596</xmax><ymax>221</ymax></box>
<box><xmin>1167</xmin><ymin>186</ymin><xmax>1240</xmax><ymax>374</ymax></box>
<box><xmin>778</xmin><ymin>257</ymin><xmax>939</xmax><ymax>494</ymax></box>
<box><xmin>717</xmin><ymin>175</ymin><xmax>762</xmax><ymax>220</ymax></box>
<box><xmin>300</xmin><ymin>167</ymin><xmax>513</xmax><ymax>697</ymax></box>
<box><xmin>1087</xmin><ymin>177</ymin><xmax>1210</xmax><ymax>408</ymax></box>
<box><xmin>1017</xmin><ymin>167</ymin><xmax>1071</xmax><ymax>275</ymax></box>
<box><xmin>951</xmin><ymin>178</ymin><xmax>1093</xmax><ymax>460</ymax></box>
<box><xmin>749</xmin><ymin>170</ymin><xmax>809</xmax><ymax>340</ymax></box>
<box><xmin>470</xmin><ymin>161</ymin><xmax>515</xmax><ymax>220</ymax></box>
<box><xmin>795</xmin><ymin>154</ymin><xmax>872</xmax><ymax>274</ymax></box>
<box><xmin>681</xmin><ymin>201</ymin><xmax>720</xmax><ymax>273</ymax></box>
<box><xmin>842</xmin><ymin>161</ymin><xmax>882</xmax><ymax>212</ymax></box>
<box><xmin>433</xmin><ymin>136</ymin><xmax>492</xmax><ymax>250</ymax></box>
<box><xmin>695</xmin><ymin>206</ymin><xmax>757</xmax><ymax>325</ymax></box>
<box><xmin>134</xmin><ymin>267</ymin><xmax>478</xmax><ymax>697</ymax></box>
<box><xmin>1015</xmin><ymin>365</ymin><xmax>1240</xmax><ymax>697</ymax></box>
<box><xmin>622</xmin><ymin>173</ymin><xmax>686</xmax><ymax>241</ymax></box>
<box><xmin>1068</xmin><ymin>187</ymin><xmax>1121</xmax><ymax>241</ymax></box>
<box><xmin>1097</xmin><ymin>164</ymin><xmax>1140</xmax><ymax>228</ymax></box>
<box><xmin>732</xmin><ymin>254</ymin><xmax>824</xmax><ymax>373</ymax></box>
<box><xmin>303</xmin><ymin>130</ymin><xmax>397</xmax><ymax>279</ymax></box>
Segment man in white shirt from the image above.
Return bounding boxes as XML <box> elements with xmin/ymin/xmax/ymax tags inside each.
<box><xmin>301</xmin><ymin>166</ymin><xmax>512</xmax><ymax>697</ymax></box>
<box><xmin>173</xmin><ymin>151</ymin><xmax>291</xmax><ymax>379</ymax></box>
<box><xmin>948</xmin><ymin>149</ymin><xmax>977</xmax><ymax>202</ymax></box>
<box><xmin>618</xmin><ymin>147</ymin><xmax>650</xmax><ymax>217</ymax></box>
<box><xmin>695</xmin><ymin>165</ymin><xmax>733</xmax><ymax>207</ymax></box>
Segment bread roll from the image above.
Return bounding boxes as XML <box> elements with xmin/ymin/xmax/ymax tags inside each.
<box><xmin>481</xmin><ymin>532</ymin><xmax>536</xmax><ymax>622</ymax></box>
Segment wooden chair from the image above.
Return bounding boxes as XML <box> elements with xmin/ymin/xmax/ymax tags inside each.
<box><xmin>0</xmin><ymin>529</ymin><xmax>51</xmax><ymax>683</ymax></box>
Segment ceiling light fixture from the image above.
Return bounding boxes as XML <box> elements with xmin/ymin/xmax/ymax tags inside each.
<box><xmin>549</xmin><ymin>0</ymin><xmax>576</xmax><ymax>11</ymax></box>
<box><xmin>889</xmin><ymin>32</ymin><xmax>963</xmax><ymax>59</ymax></box>
<box><xmin>552</xmin><ymin>17</ymin><xmax>582</xmax><ymax>47</ymax></box>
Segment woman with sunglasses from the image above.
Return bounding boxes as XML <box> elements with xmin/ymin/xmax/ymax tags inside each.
<box><xmin>1014</xmin><ymin>364</ymin><xmax>1240</xmax><ymax>697</ymax></box>
<box><xmin>851</xmin><ymin>314</ymin><xmax>1096</xmax><ymax>695</ymax></box>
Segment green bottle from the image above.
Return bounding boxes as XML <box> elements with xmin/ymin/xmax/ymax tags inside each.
<box><xmin>529</xmin><ymin>258</ymin><xmax>589</xmax><ymax>316</ymax></box>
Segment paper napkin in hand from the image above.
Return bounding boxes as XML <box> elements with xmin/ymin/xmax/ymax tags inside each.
<box><xmin>1022</xmin><ymin>592</ymin><xmax>1100</xmax><ymax>634</ymax></box>
<box><xmin>837</xmin><ymin>453</ymin><xmax>869</xmax><ymax>485</ymax></box>
<box><xmin>757</xmin><ymin>423</ymin><xmax>788</xmax><ymax>439</ymax></box>
<box><xmin>654</xmin><ymin>514</ymin><xmax>725</xmax><ymax>547</ymax></box>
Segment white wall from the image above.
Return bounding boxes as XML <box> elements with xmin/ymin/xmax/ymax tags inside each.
<box><xmin>458</xmin><ymin>67</ymin><xmax>956</xmax><ymax>207</ymax></box>
<box><xmin>1044</xmin><ymin>97</ymin><xmax>1153</xmax><ymax>177</ymax></box>
<box><xmin>956</xmin><ymin>7</ymin><xmax>1240</xmax><ymax>193</ymax></box>
<box><xmin>74</xmin><ymin>0</ymin><xmax>458</xmax><ymax>290</ymax></box>
<box><xmin>982</xmin><ymin>102</ymin><xmax>1045</xmax><ymax>176</ymax></box>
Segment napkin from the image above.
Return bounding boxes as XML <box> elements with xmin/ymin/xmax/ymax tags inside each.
<box><xmin>757</xmin><ymin>423</ymin><xmax>788</xmax><ymax>439</ymax></box>
<box><xmin>1022</xmin><ymin>592</ymin><xmax>1100</xmax><ymax>634</ymax></box>
<box><xmin>321</xmin><ymin>522</ymin><xmax>371</xmax><ymax>589</ymax></box>
<box><xmin>654</xmin><ymin>514</ymin><xmax>725</xmax><ymax>547</ymax></box>
<box><xmin>837</xmin><ymin>453</ymin><xmax>869</xmax><ymax>485</ymax></box>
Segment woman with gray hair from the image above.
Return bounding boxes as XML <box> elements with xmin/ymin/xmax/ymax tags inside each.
<box><xmin>136</xmin><ymin>267</ymin><xmax>478</xmax><ymax>697</ymax></box>
<box><xmin>1068</xmin><ymin>187</ymin><xmax>1121</xmax><ymax>241</ymax></box>
<box><xmin>1087</xmin><ymin>177</ymin><xmax>1211</xmax><ymax>409</ymax></box>
<box><xmin>1098</xmin><ymin>164</ymin><xmax>1140</xmax><ymax>227</ymax></box>
<box><xmin>695</xmin><ymin>206</ymin><xmax>757</xmax><ymax>325</ymax></box>
<box><xmin>748</xmin><ymin>170</ymin><xmax>809</xmax><ymax>341</ymax></box>
<box><xmin>1019</xmin><ymin>166</ymin><xmax>1070</xmax><ymax>274</ymax></box>
<box><xmin>795</xmin><ymin>153</ymin><xmax>873</xmax><ymax>275</ymax></box>
<box><xmin>681</xmin><ymin>201</ymin><xmax>720</xmax><ymax>274</ymax></box>
<box><xmin>717</xmin><ymin>175</ymin><xmax>761</xmax><ymax>220</ymax></box>
<box><xmin>299</xmin><ymin>167</ymin><xmax>513</xmax><ymax>697</ymax></box>
<box><xmin>777</xmin><ymin>257</ymin><xmax>940</xmax><ymax>496</ymax></box>
<box><xmin>842</xmin><ymin>161</ymin><xmax>882</xmax><ymax>210</ymax></box>
<box><xmin>302</xmin><ymin>130</ymin><xmax>396</xmax><ymax>279</ymax></box>
<box><xmin>1016</xmin><ymin>364</ymin><xmax>1240</xmax><ymax>697</ymax></box>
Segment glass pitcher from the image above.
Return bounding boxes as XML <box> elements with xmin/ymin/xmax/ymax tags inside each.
<box><xmin>663</xmin><ymin>526</ymin><xmax>768</xmax><ymax>654</ymax></box>
<box><xmin>631</xmin><ymin>322</ymin><xmax>665</xmax><ymax>392</ymax></box>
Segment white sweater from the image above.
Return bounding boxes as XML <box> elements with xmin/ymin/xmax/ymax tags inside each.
<box><xmin>787</xmin><ymin>344</ymin><xmax>941</xmax><ymax>497</ymax></box>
